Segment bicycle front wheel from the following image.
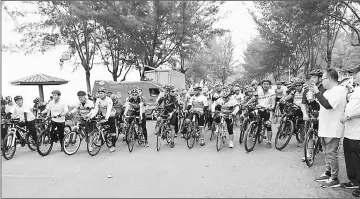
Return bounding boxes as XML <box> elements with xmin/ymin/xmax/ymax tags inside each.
<box><xmin>3</xmin><ymin>134</ymin><xmax>17</xmax><ymax>160</ymax></box>
<box><xmin>274</xmin><ymin>119</ymin><xmax>294</xmax><ymax>151</ymax></box>
<box><xmin>216</xmin><ymin>126</ymin><xmax>223</xmax><ymax>151</ymax></box>
<box><xmin>186</xmin><ymin>125</ymin><xmax>195</xmax><ymax>149</ymax></box>
<box><xmin>272</xmin><ymin>106</ymin><xmax>280</xmax><ymax>124</ymax></box>
<box><xmin>239</xmin><ymin>119</ymin><xmax>249</xmax><ymax>144</ymax></box>
<box><xmin>26</xmin><ymin>132</ymin><xmax>37</xmax><ymax>151</ymax></box>
<box><xmin>36</xmin><ymin>130</ymin><xmax>54</xmax><ymax>157</ymax></box>
<box><xmin>244</xmin><ymin>121</ymin><xmax>258</xmax><ymax>152</ymax></box>
<box><xmin>63</xmin><ymin>131</ymin><xmax>82</xmax><ymax>156</ymax></box>
<box><xmin>87</xmin><ymin>130</ymin><xmax>102</xmax><ymax>156</ymax></box>
<box><xmin>304</xmin><ymin>129</ymin><xmax>318</xmax><ymax>167</ymax></box>
<box><xmin>127</xmin><ymin>123</ymin><xmax>136</xmax><ymax>153</ymax></box>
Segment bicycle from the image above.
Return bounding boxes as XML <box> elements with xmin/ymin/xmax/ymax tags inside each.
<box><xmin>155</xmin><ymin>109</ymin><xmax>172</xmax><ymax>151</ymax></box>
<box><xmin>303</xmin><ymin>112</ymin><xmax>322</xmax><ymax>167</ymax></box>
<box><xmin>214</xmin><ymin>112</ymin><xmax>233</xmax><ymax>151</ymax></box>
<box><xmin>243</xmin><ymin>106</ymin><xmax>269</xmax><ymax>152</ymax></box>
<box><xmin>86</xmin><ymin>115</ymin><xmax>114</xmax><ymax>156</ymax></box>
<box><xmin>239</xmin><ymin>105</ymin><xmax>255</xmax><ymax>145</ymax></box>
<box><xmin>274</xmin><ymin>102</ymin><xmax>302</xmax><ymax>151</ymax></box>
<box><xmin>62</xmin><ymin>116</ymin><xmax>96</xmax><ymax>156</ymax></box>
<box><xmin>184</xmin><ymin>110</ymin><xmax>202</xmax><ymax>149</ymax></box>
<box><xmin>2</xmin><ymin>118</ymin><xmax>38</xmax><ymax>160</ymax></box>
<box><xmin>124</xmin><ymin>114</ymin><xmax>146</xmax><ymax>153</ymax></box>
<box><xmin>272</xmin><ymin>102</ymin><xmax>281</xmax><ymax>124</ymax></box>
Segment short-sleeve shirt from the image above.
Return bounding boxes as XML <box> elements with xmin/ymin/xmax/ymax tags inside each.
<box><xmin>75</xmin><ymin>100</ymin><xmax>94</xmax><ymax>117</ymax></box>
<box><xmin>318</xmin><ymin>85</ymin><xmax>347</xmax><ymax>138</ymax></box>
<box><xmin>344</xmin><ymin>87</ymin><xmax>360</xmax><ymax>140</ymax></box>
<box><xmin>212</xmin><ymin>98</ymin><xmax>239</xmax><ymax>115</ymax></box>
<box><xmin>45</xmin><ymin>100</ymin><xmax>69</xmax><ymax>123</ymax></box>
<box><xmin>157</xmin><ymin>95</ymin><xmax>178</xmax><ymax>111</ymax></box>
<box><xmin>189</xmin><ymin>94</ymin><xmax>208</xmax><ymax>113</ymax></box>
<box><xmin>10</xmin><ymin>104</ymin><xmax>36</xmax><ymax>122</ymax></box>
<box><xmin>256</xmin><ymin>88</ymin><xmax>275</xmax><ymax>108</ymax></box>
<box><xmin>94</xmin><ymin>97</ymin><xmax>116</xmax><ymax>118</ymax></box>
<box><xmin>289</xmin><ymin>90</ymin><xmax>304</xmax><ymax>107</ymax></box>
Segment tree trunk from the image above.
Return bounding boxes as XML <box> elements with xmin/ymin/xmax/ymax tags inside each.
<box><xmin>85</xmin><ymin>70</ymin><xmax>91</xmax><ymax>93</ymax></box>
<box><xmin>112</xmin><ymin>72</ymin><xmax>118</xmax><ymax>82</ymax></box>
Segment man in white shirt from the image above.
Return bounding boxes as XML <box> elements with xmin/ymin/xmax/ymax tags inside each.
<box><xmin>340</xmin><ymin>65</ymin><xmax>360</xmax><ymax>196</ymax></box>
<box><xmin>68</xmin><ymin>91</ymin><xmax>94</xmax><ymax>133</ymax></box>
<box><xmin>245</xmin><ymin>79</ymin><xmax>276</xmax><ymax>148</ymax></box>
<box><xmin>311</xmin><ymin>69</ymin><xmax>347</xmax><ymax>188</ymax></box>
<box><xmin>41</xmin><ymin>90</ymin><xmax>69</xmax><ymax>151</ymax></box>
<box><xmin>10</xmin><ymin>95</ymin><xmax>38</xmax><ymax>144</ymax></box>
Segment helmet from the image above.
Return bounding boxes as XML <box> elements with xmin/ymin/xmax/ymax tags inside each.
<box><xmin>5</xmin><ymin>96</ymin><xmax>12</xmax><ymax>103</ymax></box>
<box><xmin>33</xmin><ymin>97</ymin><xmax>40</xmax><ymax>103</ymax></box>
<box><xmin>130</xmin><ymin>88</ymin><xmax>139</xmax><ymax>96</ymax></box>
<box><xmin>251</xmin><ymin>79</ymin><xmax>258</xmax><ymax>85</ymax></box>
<box><xmin>276</xmin><ymin>80</ymin><xmax>285</xmax><ymax>85</ymax></box>
<box><xmin>163</xmin><ymin>85</ymin><xmax>175</xmax><ymax>91</ymax></box>
<box><xmin>220</xmin><ymin>88</ymin><xmax>232</xmax><ymax>98</ymax></box>
<box><xmin>261</xmin><ymin>79</ymin><xmax>272</xmax><ymax>85</ymax></box>
<box><xmin>245</xmin><ymin>87</ymin><xmax>255</xmax><ymax>94</ymax></box>
<box><xmin>14</xmin><ymin>95</ymin><xmax>23</xmax><ymax>101</ymax></box>
<box><xmin>52</xmin><ymin>90</ymin><xmax>61</xmax><ymax>96</ymax></box>
<box><xmin>234</xmin><ymin>87</ymin><xmax>240</xmax><ymax>91</ymax></box>
<box><xmin>294</xmin><ymin>78</ymin><xmax>305</xmax><ymax>86</ymax></box>
<box><xmin>107</xmin><ymin>91</ymin><xmax>113</xmax><ymax>94</ymax></box>
<box><xmin>309</xmin><ymin>69</ymin><xmax>323</xmax><ymax>77</ymax></box>
<box><xmin>214</xmin><ymin>81</ymin><xmax>222</xmax><ymax>88</ymax></box>
<box><xmin>193</xmin><ymin>83</ymin><xmax>202</xmax><ymax>90</ymax></box>
<box><xmin>77</xmin><ymin>91</ymin><xmax>86</xmax><ymax>97</ymax></box>
<box><xmin>97</xmin><ymin>87</ymin><xmax>106</xmax><ymax>93</ymax></box>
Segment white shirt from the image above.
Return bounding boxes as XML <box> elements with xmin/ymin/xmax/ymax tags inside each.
<box><xmin>256</xmin><ymin>88</ymin><xmax>275</xmax><ymax>109</ymax></box>
<box><xmin>44</xmin><ymin>100</ymin><xmax>69</xmax><ymax>123</ymax></box>
<box><xmin>233</xmin><ymin>93</ymin><xmax>244</xmax><ymax>104</ymax></box>
<box><xmin>344</xmin><ymin>87</ymin><xmax>360</xmax><ymax>140</ymax></box>
<box><xmin>70</xmin><ymin>100</ymin><xmax>94</xmax><ymax>117</ymax></box>
<box><xmin>318</xmin><ymin>85</ymin><xmax>347</xmax><ymax>138</ymax></box>
<box><xmin>212</xmin><ymin>98</ymin><xmax>239</xmax><ymax>114</ymax></box>
<box><xmin>5</xmin><ymin>104</ymin><xmax>14</xmax><ymax>114</ymax></box>
<box><xmin>189</xmin><ymin>94</ymin><xmax>208</xmax><ymax>113</ymax></box>
<box><xmin>10</xmin><ymin>104</ymin><xmax>36</xmax><ymax>122</ymax></box>
<box><xmin>90</xmin><ymin>97</ymin><xmax>115</xmax><ymax>120</ymax></box>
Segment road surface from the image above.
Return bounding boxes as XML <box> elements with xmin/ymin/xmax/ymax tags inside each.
<box><xmin>2</xmin><ymin>121</ymin><xmax>354</xmax><ymax>198</ymax></box>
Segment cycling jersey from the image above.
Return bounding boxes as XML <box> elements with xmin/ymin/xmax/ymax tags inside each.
<box><xmin>275</xmin><ymin>88</ymin><xmax>286</xmax><ymax>98</ymax></box>
<box><xmin>91</xmin><ymin>97</ymin><xmax>116</xmax><ymax>119</ymax></box>
<box><xmin>233</xmin><ymin>93</ymin><xmax>244</xmax><ymax>104</ymax></box>
<box><xmin>126</xmin><ymin>96</ymin><xmax>146</xmax><ymax>113</ymax></box>
<box><xmin>188</xmin><ymin>94</ymin><xmax>208</xmax><ymax>113</ymax></box>
<box><xmin>255</xmin><ymin>88</ymin><xmax>275</xmax><ymax>109</ymax></box>
<box><xmin>43</xmin><ymin>100</ymin><xmax>69</xmax><ymax>123</ymax></box>
<box><xmin>157</xmin><ymin>95</ymin><xmax>179</xmax><ymax>112</ymax></box>
<box><xmin>212</xmin><ymin>98</ymin><xmax>239</xmax><ymax>115</ymax></box>
<box><xmin>70</xmin><ymin>100</ymin><xmax>94</xmax><ymax>117</ymax></box>
<box><xmin>211</xmin><ymin>91</ymin><xmax>222</xmax><ymax>102</ymax></box>
<box><xmin>289</xmin><ymin>90</ymin><xmax>304</xmax><ymax>107</ymax></box>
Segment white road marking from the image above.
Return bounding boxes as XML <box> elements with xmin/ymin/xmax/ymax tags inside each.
<box><xmin>2</xmin><ymin>174</ymin><xmax>55</xmax><ymax>178</ymax></box>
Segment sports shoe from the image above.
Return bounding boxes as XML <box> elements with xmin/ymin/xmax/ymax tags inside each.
<box><xmin>321</xmin><ymin>177</ymin><xmax>340</xmax><ymax>188</ymax></box>
<box><xmin>352</xmin><ymin>189</ymin><xmax>360</xmax><ymax>197</ymax></box>
<box><xmin>89</xmin><ymin>146</ymin><xmax>93</xmax><ymax>152</ymax></box>
<box><xmin>340</xmin><ymin>182</ymin><xmax>360</xmax><ymax>189</ymax></box>
<box><xmin>315</xmin><ymin>172</ymin><xmax>331</xmax><ymax>182</ymax></box>
<box><xmin>145</xmin><ymin>141</ymin><xmax>149</xmax><ymax>147</ymax></box>
<box><xmin>266</xmin><ymin>142</ymin><xmax>272</xmax><ymax>149</ymax></box>
<box><xmin>109</xmin><ymin>147</ymin><xmax>116</xmax><ymax>153</ymax></box>
<box><xmin>229</xmin><ymin>141</ymin><xmax>234</xmax><ymax>148</ymax></box>
<box><xmin>301</xmin><ymin>155</ymin><xmax>312</xmax><ymax>162</ymax></box>
<box><xmin>170</xmin><ymin>142</ymin><xmax>175</xmax><ymax>148</ymax></box>
<box><xmin>200</xmin><ymin>139</ymin><xmax>205</xmax><ymax>146</ymax></box>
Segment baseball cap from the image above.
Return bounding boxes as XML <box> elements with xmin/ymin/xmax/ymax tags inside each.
<box><xmin>347</xmin><ymin>64</ymin><xmax>360</xmax><ymax>73</ymax></box>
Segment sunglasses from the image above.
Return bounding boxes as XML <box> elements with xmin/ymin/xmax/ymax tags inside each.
<box><xmin>320</xmin><ymin>77</ymin><xmax>330</xmax><ymax>82</ymax></box>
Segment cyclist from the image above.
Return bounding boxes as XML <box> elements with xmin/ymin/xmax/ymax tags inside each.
<box><xmin>245</xmin><ymin>79</ymin><xmax>275</xmax><ymax>148</ymax></box>
<box><xmin>4</xmin><ymin>96</ymin><xmax>14</xmax><ymax>114</ymax></box>
<box><xmin>155</xmin><ymin>85</ymin><xmax>179</xmax><ymax>148</ymax></box>
<box><xmin>123</xmin><ymin>88</ymin><xmax>149</xmax><ymax>147</ymax></box>
<box><xmin>88</xmin><ymin>87</ymin><xmax>117</xmax><ymax>152</ymax></box>
<box><xmin>243</xmin><ymin>87</ymin><xmax>255</xmax><ymax>104</ymax></box>
<box><xmin>32</xmin><ymin>97</ymin><xmax>47</xmax><ymax>117</ymax></box>
<box><xmin>233</xmin><ymin>86</ymin><xmax>244</xmax><ymax>104</ymax></box>
<box><xmin>40</xmin><ymin>90</ymin><xmax>69</xmax><ymax>151</ymax></box>
<box><xmin>211</xmin><ymin>82</ymin><xmax>223</xmax><ymax>102</ymax></box>
<box><xmin>183</xmin><ymin>83</ymin><xmax>209</xmax><ymax>146</ymax></box>
<box><xmin>250</xmin><ymin>79</ymin><xmax>259</xmax><ymax>92</ymax></box>
<box><xmin>275</xmin><ymin>81</ymin><xmax>287</xmax><ymax>114</ymax></box>
<box><xmin>281</xmin><ymin>78</ymin><xmax>306</xmax><ymax>147</ymax></box>
<box><xmin>9</xmin><ymin>95</ymin><xmax>38</xmax><ymax>144</ymax></box>
<box><xmin>212</xmin><ymin>87</ymin><xmax>240</xmax><ymax>148</ymax></box>
<box><xmin>68</xmin><ymin>91</ymin><xmax>95</xmax><ymax>133</ymax></box>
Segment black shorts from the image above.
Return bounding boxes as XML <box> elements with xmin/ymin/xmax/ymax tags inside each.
<box><xmin>186</xmin><ymin>112</ymin><xmax>205</xmax><ymax>127</ymax></box>
<box><xmin>258</xmin><ymin>110</ymin><xmax>271</xmax><ymax>122</ymax></box>
<box><xmin>159</xmin><ymin>110</ymin><xmax>178</xmax><ymax>126</ymax></box>
<box><xmin>294</xmin><ymin>108</ymin><xmax>304</xmax><ymax>124</ymax></box>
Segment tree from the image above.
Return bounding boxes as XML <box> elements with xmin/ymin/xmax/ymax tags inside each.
<box><xmin>3</xmin><ymin>1</ymin><xmax>99</xmax><ymax>93</ymax></box>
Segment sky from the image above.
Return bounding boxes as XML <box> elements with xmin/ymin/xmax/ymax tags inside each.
<box><xmin>1</xmin><ymin>1</ymin><xmax>258</xmax><ymax>105</ymax></box>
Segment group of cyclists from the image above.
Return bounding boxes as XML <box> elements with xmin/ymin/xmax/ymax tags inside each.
<box><xmin>0</xmin><ymin>69</ymin><xmax>354</xmax><ymax>159</ymax></box>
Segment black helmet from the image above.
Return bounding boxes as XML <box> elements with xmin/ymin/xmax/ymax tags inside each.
<box><xmin>309</xmin><ymin>69</ymin><xmax>323</xmax><ymax>77</ymax></box>
<box><xmin>77</xmin><ymin>91</ymin><xmax>86</xmax><ymax>97</ymax></box>
<box><xmin>14</xmin><ymin>95</ymin><xmax>23</xmax><ymax>101</ymax></box>
<box><xmin>52</xmin><ymin>90</ymin><xmax>61</xmax><ymax>96</ymax></box>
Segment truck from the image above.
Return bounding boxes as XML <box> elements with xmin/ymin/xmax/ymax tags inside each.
<box><xmin>92</xmin><ymin>80</ymin><xmax>162</xmax><ymax>119</ymax></box>
<box><xmin>144</xmin><ymin>69</ymin><xmax>185</xmax><ymax>90</ymax></box>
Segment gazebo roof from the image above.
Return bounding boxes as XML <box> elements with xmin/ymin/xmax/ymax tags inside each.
<box><xmin>10</xmin><ymin>74</ymin><xmax>69</xmax><ymax>85</ymax></box>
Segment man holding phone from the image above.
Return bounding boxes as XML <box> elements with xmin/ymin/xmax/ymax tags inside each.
<box><xmin>311</xmin><ymin>69</ymin><xmax>347</xmax><ymax>188</ymax></box>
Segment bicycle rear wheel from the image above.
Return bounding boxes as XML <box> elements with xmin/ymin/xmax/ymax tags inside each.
<box><xmin>244</xmin><ymin>121</ymin><xmax>258</xmax><ymax>152</ymax></box>
<box><xmin>36</xmin><ymin>130</ymin><xmax>54</xmax><ymax>157</ymax></box>
<box><xmin>156</xmin><ymin>127</ymin><xmax>162</xmax><ymax>151</ymax></box>
<box><xmin>274</xmin><ymin>119</ymin><xmax>294</xmax><ymax>151</ymax></box>
<box><xmin>210</xmin><ymin>123</ymin><xmax>215</xmax><ymax>141</ymax></box>
<box><xmin>127</xmin><ymin>123</ymin><xmax>136</xmax><ymax>153</ymax></box>
<box><xmin>63</xmin><ymin>131</ymin><xmax>82</xmax><ymax>156</ymax></box>
<box><xmin>239</xmin><ymin>118</ymin><xmax>249</xmax><ymax>144</ymax></box>
<box><xmin>87</xmin><ymin>130</ymin><xmax>102</xmax><ymax>156</ymax></box>
<box><xmin>3</xmin><ymin>134</ymin><xmax>17</xmax><ymax>160</ymax></box>
<box><xmin>26</xmin><ymin>132</ymin><xmax>37</xmax><ymax>151</ymax></box>
<box><xmin>216</xmin><ymin>126</ymin><xmax>223</xmax><ymax>151</ymax></box>
<box><xmin>272</xmin><ymin>106</ymin><xmax>280</xmax><ymax>124</ymax></box>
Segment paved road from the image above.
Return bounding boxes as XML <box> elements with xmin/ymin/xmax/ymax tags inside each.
<box><xmin>1</xmin><ymin>121</ymin><xmax>354</xmax><ymax>198</ymax></box>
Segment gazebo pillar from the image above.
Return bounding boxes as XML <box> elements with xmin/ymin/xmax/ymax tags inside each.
<box><xmin>38</xmin><ymin>85</ymin><xmax>44</xmax><ymax>102</ymax></box>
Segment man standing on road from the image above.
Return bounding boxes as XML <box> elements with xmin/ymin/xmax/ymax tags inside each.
<box><xmin>312</xmin><ymin>69</ymin><xmax>347</xmax><ymax>188</ymax></box>
<box><xmin>340</xmin><ymin>65</ymin><xmax>360</xmax><ymax>197</ymax></box>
